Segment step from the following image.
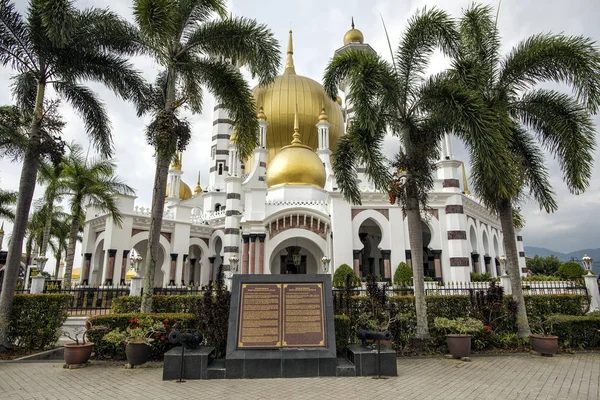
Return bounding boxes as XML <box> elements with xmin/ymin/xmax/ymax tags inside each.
<box><xmin>207</xmin><ymin>359</ymin><xmax>226</xmax><ymax>380</ymax></box>
<box><xmin>336</xmin><ymin>358</ymin><xmax>356</xmax><ymax>377</ymax></box>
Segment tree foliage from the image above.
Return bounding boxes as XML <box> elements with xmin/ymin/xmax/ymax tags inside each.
<box><xmin>526</xmin><ymin>255</ymin><xmax>562</xmax><ymax>276</ymax></box>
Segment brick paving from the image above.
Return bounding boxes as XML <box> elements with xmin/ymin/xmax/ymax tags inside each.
<box><xmin>1</xmin><ymin>353</ymin><xmax>599</xmax><ymax>400</ymax></box>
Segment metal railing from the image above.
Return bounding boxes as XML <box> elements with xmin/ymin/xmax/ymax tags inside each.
<box><xmin>44</xmin><ymin>286</ymin><xmax>130</xmax><ymax>316</ymax></box>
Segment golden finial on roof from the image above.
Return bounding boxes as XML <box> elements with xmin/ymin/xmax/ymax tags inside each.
<box><xmin>462</xmin><ymin>161</ymin><xmax>471</xmax><ymax>195</ymax></box>
<box><xmin>170</xmin><ymin>152</ymin><xmax>182</xmax><ymax>170</ymax></box>
<box><xmin>318</xmin><ymin>107</ymin><xmax>328</xmax><ymax>122</ymax></box>
<box><xmin>343</xmin><ymin>17</ymin><xmax>365</xmax><ymax>45</ymax></box>
<box><xmin>284</xmin><ymin>30</ymin><xmax>296</xmax><ymax>75</ymax></box>
<box><xmin>291</xmin><ymin>104</ymin><xmax>302</xmax><ymax>144</ymax></box>
<box><xmin>194</xmin><ymin>171</ymin><xmax>202</xmax><ymax>195</ymax></box>
<box><xmin>257</xmin><ymin>106</ymin><xmax>267</xmax><ymax>121</ymax></box>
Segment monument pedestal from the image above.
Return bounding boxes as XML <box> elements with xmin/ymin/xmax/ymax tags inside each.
<box><xmin>162</xmin><ymin>347</ymin><xmax>215</xmax><ymax>380</ymax></box>
<box><xmin>347</xmin><ymin>344</ymin><xmax>398</xmax><ymax>376</ymax></box>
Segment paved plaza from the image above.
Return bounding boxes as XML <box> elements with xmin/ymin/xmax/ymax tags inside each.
<box><xmin>1</xmin><ymin>352</ymin><xmax>599</xmax><ymax>400</ymax></box>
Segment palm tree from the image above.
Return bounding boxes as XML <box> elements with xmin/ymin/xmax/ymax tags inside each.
<box><xmin>49</xmin><ymin>215</ymin><xmax>73</xmax><ymax>279</ymax></box>
<box><xmin>0</xmin><ymin>0</ymin><xmax>147</xmax><ymax>349</ymax></box>
<box><xmin>133</xmin><ymin>0</ymin><xmax>280</xmax><ymax>312</ymax></box>
<box><xmin>323</xmin><ymin>8</ymin><xmax>508</xmax><ymax>339</ymax></box>
<box><xmin>55</xmin><ymin>146</ymin><xmax>135</xmax><ymax>288</ymax></box>
<box><xmin>37</xmin><ymin>159</ymin><xmax>66</xmax><ymax>259</ymax></box>
<box><xmin>0</xmin><ymin>189</ymin><xmax>17</xmax><ymax>221</ymax></box>
<box><xmin>451</xmin><ymin>4</ymin><xmax>600</xmax><ymax>337</ymax></box>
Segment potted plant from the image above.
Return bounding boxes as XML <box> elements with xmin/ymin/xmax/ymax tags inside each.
<box><xmin>529</xmin><ymin>317</ymin><xmax>558</xmax><ymax>356</ymax></box>
<box><xmin>63</xmin><ymin>328</ymin><xmax>94</xmax><ymax>366</ymax></box>
<box><xmin>433</xmin><ymin>317</ymin><xmax>484</xmax><ymax>359</ymax></box>
<box><xmin>103</xmin><ymin>317</ymin><xmax>165</xmax><ymax>366</ymax></box>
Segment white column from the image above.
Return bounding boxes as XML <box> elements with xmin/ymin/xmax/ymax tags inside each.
<box><xmin>584</xmin><ymin>274</ymin><xmax>600</xmax><ymax>312</ymax></box>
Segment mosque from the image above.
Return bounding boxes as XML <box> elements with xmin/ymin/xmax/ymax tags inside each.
<box><xmin>76</xmin><ymin>24</ymin><xmax>527</xmax><ymax>287</ymax></box>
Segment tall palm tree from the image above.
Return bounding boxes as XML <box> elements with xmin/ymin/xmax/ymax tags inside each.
<box><xmin>323</xmin><ymin>8</ymin><xmax>509</xmax><ymax>339</ymax></box>
<box><xmin>451</xmin><ymin>4</ymin><xmax>600</xmax><ymax>337</ymax></box>
<box><xmin>133</xmin><ymin>0</ymin><xmax>280</xmax><ymax>312</ymax></box>
<box><xmin>0</xmin><ymin>0</ymin><xmax>147</xmax><ymax>349</ymax></box>
<box><xmin>37</xmin><ymin>159</ymin><xmax>66</xmax><ymax>259</ymax></box>
<box><xmin>50</xmin><ymin>215</ymin><xmax>73</xmax><ymax>279</ymax></box>
<box><xmin>55</xmin><ymin>146</ymin><xmax>135</xmax><ymax>288</ymax></box>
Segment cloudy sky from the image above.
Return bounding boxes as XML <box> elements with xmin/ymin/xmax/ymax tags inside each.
<box><xmin>0</xmin><ymin>0</ymin><xmax>599</xmax><ymax>270</ymax></box>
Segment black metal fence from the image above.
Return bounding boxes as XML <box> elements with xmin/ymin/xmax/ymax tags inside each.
<box><xmin>152</xmin><ymin>286</ymin><xmax>206</xmax><ymax>296</ymax></box>
<box><xmin>520</xmin><ymin>279</ymin><xmax>588</xmax><ymax>295</ymax></box>
<box><xmin>44</xmin><ymin>286</ymin><xmax>130</xmax><ymax>315</ymax></box>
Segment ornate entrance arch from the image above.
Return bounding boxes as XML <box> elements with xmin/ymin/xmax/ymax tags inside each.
<box><xmin>265</xmin><ymin>229</ymin><xmax>327</xmax><ymax>275</ymax></box>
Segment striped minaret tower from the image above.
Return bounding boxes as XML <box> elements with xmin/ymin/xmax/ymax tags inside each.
<box><xmin>222</xmin><ymin>134</ymin><xmax>243</xmax><ymax>274</ymax></box>
<box><xmin>209</xmin><ymin>104</ymin><xmax>234</xmax><ymax>192</ymax></box>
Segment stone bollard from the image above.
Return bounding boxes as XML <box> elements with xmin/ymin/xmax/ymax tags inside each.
<box><xmin>130</xmin><ymin>276</ymin><xmax>143</xmax><ymax>296</ymax></box>
<box><xmin>500</xmin><ymin>275</ymin><xmax>512</xmax><ymax>295</ymax></box>
<box><xmin>30</xmin><ymin>275</ymin><xmax>46</xmax><ymax>294</ymax></box>
<box><xmin>583</xmin><ymin>274</ymin><xmax>600</xmax><ymax>313</ymax></box>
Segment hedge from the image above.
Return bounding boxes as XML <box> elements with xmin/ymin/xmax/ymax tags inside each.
<box><xmin>111</xmin><ymin>295</ymin><xmax>203</xmax><ymax>314</ymax></box>
<box><xmin>547</xmin><ymin>314</ymin><xmax>600</xmax><ymax>349</ymax></box>
<box><xmin>8</xmin><ymin>294</ymin><xmax>71</xmax><ymax>350</ymax></box>
<box><xmin>334</xmin><ymin>315</ymin><xmax>351</xmax><ymax>356</ymax></box>
<box><xmin>86</xmin><ymin>313</ymin><xmax>197</xmax><ymax>360</ymax></box>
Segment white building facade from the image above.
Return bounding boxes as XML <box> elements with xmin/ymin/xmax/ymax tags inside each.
<box><xmin>78</xmin><ymin>27</ymin><xmax>527</xmax><ymax>287</ymax></box>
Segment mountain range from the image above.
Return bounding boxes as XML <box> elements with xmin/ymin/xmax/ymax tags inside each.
<box><xmin>524</xmin><ymin>246</ymin><xmax>600</xmax><ymax>262</ymax></box>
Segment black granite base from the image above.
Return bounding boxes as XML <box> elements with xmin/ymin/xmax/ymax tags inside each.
<box><xmin>347</xmin><ymin>344</ymin><xmax>398</xmax><ymax>377</ymax></box>
<box><xmin>162</xmin><ymin>347</ymin><xmax>215</xmax><ymax>380</ymax></box>
<box><xmin>220</xmin><ymin>356</ymin><xmax>351</xmax><ymax>379</ymax></box>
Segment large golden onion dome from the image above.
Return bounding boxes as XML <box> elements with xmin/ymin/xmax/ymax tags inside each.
<box><xmin>343</xmin><ymin>18</ymin><xmax>364</xmax><ymax>45</ymax></box>
<box><xmin>266</xmin><ymin>106</ymin><xmax>326</xmax><ymax>189</ymax></box>
<box><xmin>251</xmin><ymin>30</ymin><xmax>344</xmax><ymax>166</ymax></box>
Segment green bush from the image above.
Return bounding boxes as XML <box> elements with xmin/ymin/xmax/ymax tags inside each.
<box><xmin>526</xmin><ymin>255</ymin><xmax>562</xmax><ymax>275</ymax></box>
<box><xmin>548</xmin><ymin>313</ymin><xmax>600</xmax><ymax>348</ymax></box>
<box><xmin>332</xmin><ymin>264</ymin><xmax>359</xmax><ymax>289</ymax></box>
<box><xmin>470</xmin><ymin>272</ymin><xmax>494</xmax><ymax>282</ymax></box>
<box><xmin>111</xmin><ymin>295</ymin><xmax>203</xmax><ymax>314</ymax></box>
<box><xmin>433</xmin><ymin>317</ymin><xmax>484</xmax><ymax>335</ymax></box>
<box><xmin>334</xmin><ymin>314</ymin><xmax>351</xmax><ymax>356</ymax></box>
<box><xmin>522</xmin><ymin>274</ymin><xmax>560</xmax><ymax>282</ymax></box>
<box><xmin>556</xmin><ymin>262</ymin><xmax>585</xmax><ymax>280</ymax></box>
<box><xmin>393</xmin><ymin>262</ymin><xmax>412</xmax><ymax>285</ymax></box>
<box><xmin>522</xmin><ymin>294</ymin><xmax>589</xmax><ymax>317</ymax></box>
<box><xmin>8</xmin><ymin>294</ymin><xmax>71</xmax><ymax>350</ymax></box>
<box><xmin>86</xmin><ymin>313</ymin><xmax>196</xmax><ymax>360</ymax></box>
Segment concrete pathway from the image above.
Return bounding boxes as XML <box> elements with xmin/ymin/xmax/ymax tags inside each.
<box><xmin>1</xmin><ymin>352</ymin><xmax>598</xmax><ymax>399</ymax></box>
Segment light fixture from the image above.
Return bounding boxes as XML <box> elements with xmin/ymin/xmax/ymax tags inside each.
<box><xmin>321</xmin><ymin>256</ymin><xmax>331</xmax><ymax>273</ymax></box>
<box><xmin>499</xmin><ymin>255</ymin><xmax>507</xmax><ymax>276</ymax></box>
<box><xmin>229</xmin><ymin>254</ymin><xmax>240</xmax><ymax>272</ymax></box>
<box><xmin>582</xmin><ymin>254</ymin><xmax>593</xmax><ymax>275</ymax></box>
<box><xmin>129</xmin><ymin>250</ymin><xmax>143</xmax><ymax>277</ymax></box>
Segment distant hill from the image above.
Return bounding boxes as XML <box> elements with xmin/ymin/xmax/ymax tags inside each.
<box><xmin>524</xmin><ymin>246</ymin><xmax>600</xmax><ymax>262</ymax></box>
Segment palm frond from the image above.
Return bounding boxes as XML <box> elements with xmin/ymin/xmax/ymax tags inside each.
<box><xmin>331</xmin><ymin>135</ymin><xmax>361</xmax><ymax>204</ymax></box>
<box><xmin>0</xmin><ymin>188</ymin><xmax>18</xmax><ymax>220</ymax></box>
<box><xmin>177</xmin><ymin>0</ymin><xmax>226</xmax><ymax>37</ymax></box>
<box><xmin>133</xmin><ymin>0</ymin><xmax>179</xmax><ymax>43</ymax></box>
<box><xmin>33</xmin><ymin>0</ymin><xmax>75</xmax><ymax>47</ymax></box>
<box><xmin>11</xmin><ymin>71</ymin><xmax>37</xmax><ymax>112</ymax></box>
<box><xmin>499</xmin><ymin>34</ymin><xmax>600</xmax><ymax>112</ymax></box>
<box><xmin>74</xmin><ymin>9</ymin><xmax>144</xmax><ymax>56</ymax></box>
<box><xmin>0</xmin><ymin>0</ymin><xmax>36</xmax><ymax>72</ymax></box>
<box><xmin>182</xmin><ymin>17</ymin><xmax>280</xmax><ymax>85</ymax></box>
<box><xmin>53</xmin><ymin>81</ymin><xmax>112</xmax><ymax>157</ymax></box>
<box><xmin>511</xmin><ymin>89</ymin><xmax>596</xmax><ymax>193</ymax></box>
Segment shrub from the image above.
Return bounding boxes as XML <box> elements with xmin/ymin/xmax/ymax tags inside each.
<box><xmin>522</xmin><ymin>294</ymin><xmax>589</xmax><ymax>317</ymax></box>
<box><xmin>197</xmin><ymin>266</ymin><xmax>230</xmax><ymax>358</ymax></box>
<box><xmin>393</xmin><ymin>262</ymin><xmax>412</xmax><ymax>285</ymax></box>
<box><xmin>522</xmin><ymin>274</ymin><xmax>560</xmax><ymax>282</ymax></box>
<box><xmin>433</xmin><ymin>317</ymin><xmax>484</xmax><ymax>335</ymax></box>
<box><xmin>548</xmin><ymin>313</ymin><xmax>600</xmax><ymax>348</ymax></box>
<box><xmin>86</xmin><ymin>313</ymin><xmax>196</xmax><ymax>360</ymax></box>
<box><xmin>556</xmin><ymin>262</ymin><xmax>585</xmax><ymax>280</ymax></box>
<box><xmin>334</xmin><ymin>315</ymin><xmax>351</xmax><ymax>356</ymax></box>
<box><xmin>470</xmin><ymin>272</ymin><xmax>494</xmax><ymax>282</ymax></box>
<box><xmin>332</xmin><ymin>264</ymin><xmax>359</xmax><ymax>289</ymax></box>
<box><xmin>527</xmin><ymin>255</ymin><xmax>562</xmax><ymax>275</ymax></box>
<box><xmin>111</xmin><ymin>295</ymin><xmax>203</xmax><ymax>314</ymax></box>
<box><xmin>8</xmin><ymin>294</ymin><xmax>71</xmax><ymax>350</ymax></box>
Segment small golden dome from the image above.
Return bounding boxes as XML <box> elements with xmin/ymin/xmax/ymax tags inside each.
<box><xmin>266</xmin><ymin>106</ymin><xmax>326</xmax><ymax>189</ymax></box>
<box><xmin>257</xmin><ymin>106</ymin><xmax>267</xmax><ymax>121</ymax></box>
<box><xmin>336</xmin><ymin>95</ymin><xmax>342</xmax><ymax>106</ymax></box>
<box><xmin>194</xmin><ymin>182</ymin><xmax>202</xmax><ymax>195</ymax></box>
<box><xmin>343</xmin><ymin>17</ymin><xmax>364</xmax><ymax>45</ymax></box>
<box><xmin>165</xmin><ymin>181</ymin><xmax>193</xmax><ymax>200</ymax></box>
<box><xmin>318</xmin><ymin>107</ymin><xmax>329</xmax><ymax>122</ymax></box>
<box><xmin>170</xmin><ymin>153</ymin><xmax>182</xmax><ymax>170</ymax></box>
<box><xmin>125</xmin><ymin>268</ymin><xmax>136</xmax><ymax>280</ymax></box>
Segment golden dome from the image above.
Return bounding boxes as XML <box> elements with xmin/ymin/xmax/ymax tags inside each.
<box><xmin>343</xmin><ymin>18</ymin><xmax>364</xmax><ymax>45</ymax></box>
<box><xmin>165</xmin><ymin>181</ymin><xmax>193</xmax><ymax>200</ymax></box>
<box><xmin>251</xmin><ymin>30</ymin><xmax>344</xmax><ymax>166</ymax></box>
<box><xmin>266</xmin><ymin>106</ymin><xmax>326</xmax><ymax>189</ymax></box>
<box><xmin>193</xmin><ymin>182</ymin><xmax>202</xmax><ymax>195</ymax></box>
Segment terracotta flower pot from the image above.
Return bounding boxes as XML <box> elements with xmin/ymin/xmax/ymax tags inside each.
<box><xmin>64</xmin><ymin>343</ymin><xmax>94</xmax><ymax>365</ymax></box>
<box><xmin>446</xmin><ymin>334</ymin><xmax>471</xmax><ymax>358</ymax></box>
<box><xmin>125</xmin><ymin>342</ymin><xmax>151</xmax><ymax>366</ymax></box>
<box><xmin>529</xmin><ymin>334</ymin><xmax>558</xmax><ymax>356</ymax></box>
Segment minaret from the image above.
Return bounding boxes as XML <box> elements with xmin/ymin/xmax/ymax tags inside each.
<box><xmin>222</xmin><ymin>134</ymin><xmax>243</xmax><ymax>277</ymax></box>
<box><xmin>244</xmin><ymin>107</ymin><xmax>269</xmax><ymax>187</ymax></box>
<box><xmin>208</xmin><ymin>103</ymin><xmax>233</xmax><ymax>192</ymax></box>
<box><xmin>316</xmin><ymin>107</ymin><xmax>335</xmax><ymax>190</ymax></box>
<box><xmin>166</xmin><ymin>153</ymin><xmax>183</xmax><ymax>204</ymax></box>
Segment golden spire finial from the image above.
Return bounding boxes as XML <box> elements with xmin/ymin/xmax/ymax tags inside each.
<box><xmin>291</xmin><ymin>104</ymin><xmax>302</xmax><ymax>144</ymax></box>
<box><xmin>257</xmin><ymin>106</ymin><xmax>267</xmax><ymax>121</ymax></box>
<box><xmin>462</xmin><ymin>161</ymin><xmax>471</xmax><ymax>195</ymax></box>
<box><xmin>351</xmin><ymin>16</ymin><xmax>355</xmax><ymax>29</ymax></box>
<box><xmin>194</xmin><ymin>171</ymin><xmax>202</xmax><ymax>194</ymax></box>
<box><xmin>318</xmin><ymin>106</ymin><xmax>328</xmax><ymax>122</ymax></box>
<box><xmin>284</xmin><ymin>30</ymin><xmax>296</xmax><ymax>75</ymax></box>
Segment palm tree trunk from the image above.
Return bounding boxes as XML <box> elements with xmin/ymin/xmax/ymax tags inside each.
<box><xmin>63</xmin><ymin>213</ymin><xmax>81</xmax><ymax>289</ymax></box>
<box><xmin>0</xmin><ymin>82</ymin><xmax>45</xmax><ymax>351</ymax></box>
<box><xmin>54</xmin><ymin>245</ymin><xmax>62</xmax><ymax>279</ymax></box>
<box><xmin>498</xmin><ymin>199</ymin><xmax>531</xmax><ymax>338</ymax></box>
<box><xmin>39</xmin><ymin>198</ymin><xmax>54</xmax><ymax>257</ymax></box>
<box><xmin>141</xmin><ymin>68</ymin><xmax>177</xmax><ymax>313</ymax></box>
<box><xmin>406</xmin><ymin>189</ymin><xmax>429</xmax><ymax>339</ymax></box>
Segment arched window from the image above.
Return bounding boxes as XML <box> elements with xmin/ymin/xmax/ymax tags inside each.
<box><xmin>215</xmin><ymin>203</ymin><xmax>221</xmax><ymax>212</ymax></box>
